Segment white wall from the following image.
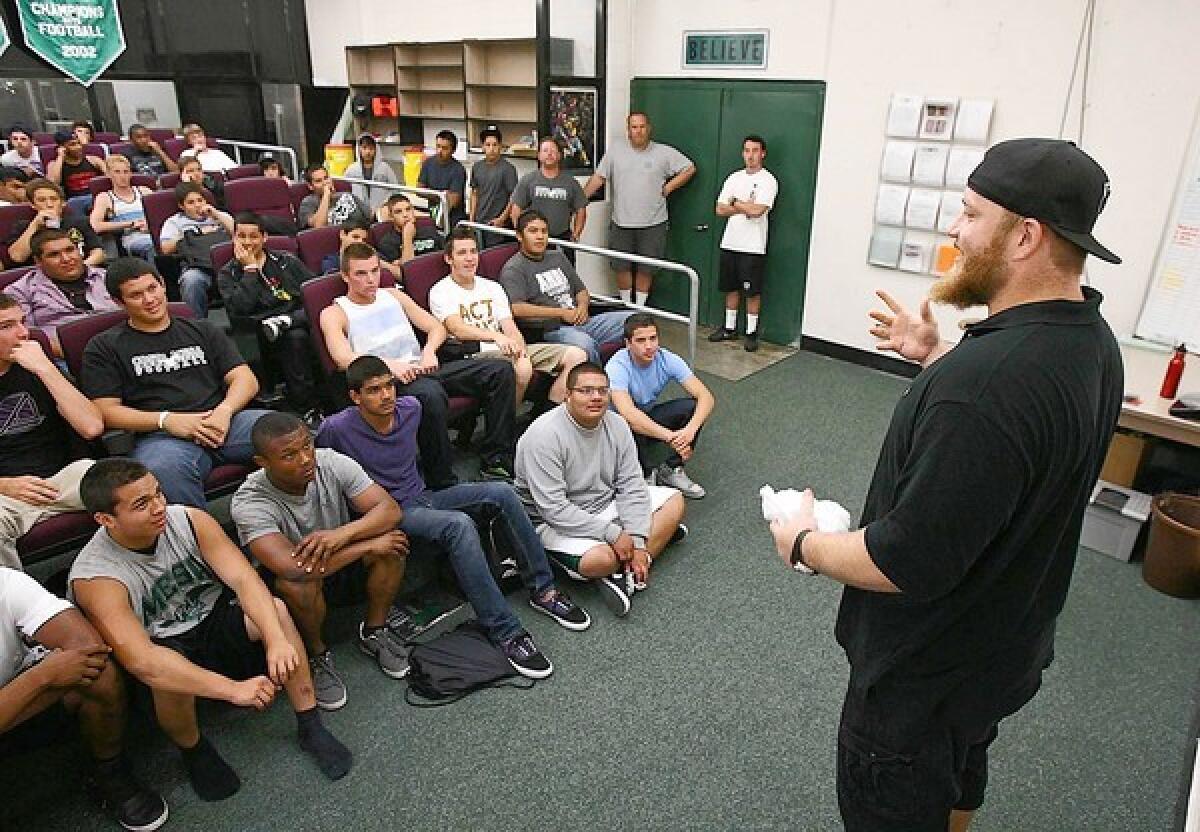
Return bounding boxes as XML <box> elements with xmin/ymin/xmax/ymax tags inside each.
<box><xmin>110</xmin><ymin>80</ymin><xmax>181</xmax><ymax>133</ymax></box>
<box><xmin>305</xmin><ymin>0</ymin><xmax>536</xmax><ymax>87</ymax></box>
<box><xmin>611</xmin><ymin>0</ymin><xmax>1200</xmax><ymax>351</ymax></box>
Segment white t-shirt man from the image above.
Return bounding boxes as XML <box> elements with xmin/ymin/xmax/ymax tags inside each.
<box><xmin>1</xmin><ymin>567</ymin><xmax>72</xmax><ymax>687</ymax></box>
<box><xmin>428</xmin><ymin>275</ymin><xmax>513</xmax><ymax>354</ymax></box>
<box><xmin>717</xmin><ymin>168</ymin><xmax>778</xmax><ymax>254</ymax></box>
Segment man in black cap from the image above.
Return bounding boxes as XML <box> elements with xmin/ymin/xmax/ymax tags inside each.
<box><xmin>767</xmin><ymin>139</ymin><xmax>1123</xmax><ymax>831</ymax></box>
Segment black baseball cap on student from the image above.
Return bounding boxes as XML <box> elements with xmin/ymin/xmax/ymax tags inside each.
<box><xmin>967</xmin><ymin>138</ymin><xmax>1120</xmax><ymax>264</ymax></box>
<box><xmin>357</xmin><ymin>133</ymin><xmax>377</xmax><ymax>147</ymax></box>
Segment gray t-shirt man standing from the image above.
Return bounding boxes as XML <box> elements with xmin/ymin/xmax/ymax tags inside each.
<box><xmin>584</xmin><ymin>112</ymin><xmax>696</xmax><ymax>306</ymax></box>
<box><xmin>470</xmin><ymin>126</ymin><xmax>518</xmax><ymax>249</ymax></box>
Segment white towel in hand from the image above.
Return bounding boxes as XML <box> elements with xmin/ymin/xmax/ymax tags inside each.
<box><xmin>760</xmin><ymin>485</ymin><xmax>852</xmax><ymax>532</ymax></box>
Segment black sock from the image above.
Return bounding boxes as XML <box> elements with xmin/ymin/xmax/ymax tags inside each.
<box><xmin>296</xmin><ymin>707</ymin><xmax>353</xmax><ymax>781</ymax></box>
<box><xmin>180</xmin><ymin>735</ymin><xmax>240</xmax><ymax>801</ymax></box>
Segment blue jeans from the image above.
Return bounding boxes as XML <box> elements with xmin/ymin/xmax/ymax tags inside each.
<box><xmin>399</xmin><ymin>482</ymin><xmax>555</xmax><ymax>643</ymax></box>
<box><xmin>122</xmin><ymin>232</ymin><xmax>155</xmax><ymax>262</ymax></box>
<box><xmin>66</xmin><ymin>194</ymin><xmax>94</xmax><ymax>217</ymax></box>
<box><xmin>179</xmin><ymin>267</ymin><xmax>212</xmax><ymax>317</ymax></box>
<box><xmin>132</xmin><ymin>409</ymin><xmax>270</xmax><ymax>507</ymax></box>
<box><xmin>544</xmin><ymin>310</ymin><xmax>635</xmax><ymax>365</ymax></box>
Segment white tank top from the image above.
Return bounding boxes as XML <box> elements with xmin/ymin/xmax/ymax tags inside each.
<box><xmin>107</xmin><ymin>188</ymin><xmax>146</xmax><ymax>230</ymax></box>
<box><xmin>333</xmin><ymin>290</ymin><xmax>422</xmax><ymax>363</ymax></box>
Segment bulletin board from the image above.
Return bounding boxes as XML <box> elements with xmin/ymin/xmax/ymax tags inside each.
<box><xmin>1135</xmin><ymin>102</ymin><xmax>1200</xmax><ymax>352</ymax></box>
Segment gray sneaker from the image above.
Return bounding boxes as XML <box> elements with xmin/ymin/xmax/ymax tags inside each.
<box><xmin>357</xmin><ymin>623</ymin><xmax>411</xmax><ymax>679</ymax></box>
<box><xmin>309</xmin><ymin>650</ymin><xmax>347</xmax><ymax>711</ymax></box>
<box><xmin>656</xmin><ymin>463</ymin><xmax>706</xmax><ymax>498</ymax></box>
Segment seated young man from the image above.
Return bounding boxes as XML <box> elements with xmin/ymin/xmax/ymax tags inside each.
<box><xmin>515</xmin><ymin>362</ymin><xmax>687</xmax><ymax>617</ymax></box>
<box><xmin>606</xmin><ymin>313</ymin><xmax>714</xmax><ymax>499</ymax></box>
<box><xmin>217</xmin><ymin>212</ymin><xmax>322</xmax><ymax>422</ymax></box>
<box><xmin>0</xmin><ymin>568</ymin><xmax>168</xmax><ymax>830</ymax></box>
<box><xmin>176</xmin><ymin>158</ymin><xmax>225</xmax><ymax>208</ymax></box>
<box><xmin>376</xmin><ymin>193</ymin><xmax>445</xmax><ymax>268</ymax></box>
<box><xmin>499</xmin><ymin>209</ymin><xmax>634</xmax><ymax>365</ymax></box>
<box><xmin>69</xmin><ymin>458</ymin><xmax>352</xmax><ymax>801</ymax></box>
<box><xmin>156</xmin><ymin>182</ymin><xmax>235</xmax><ymax>318</ymax></box>
<box><xmin>80</xmin><ymin>258</ymin><xmax>271</xmax><ymax>509</ymax></box>
<box><xmin>89</xmin><ymin>154</ymin><xmax>155</xmax><ymax>263</ymax></box>
<box><xmin>0</xmin><ymin>165</ymin><xmax>29</xmax><ymax>206</ymax></box>
<box><xmin>233</xmin><ymin>412</ymin><xmax>410</xmax><ymax>709</ymax></box>
<box><xmin>430</xmin><ymin>228</ymin><xmax>586</xmax><ymax>409</ymax></box>
<box><xmin>319</xmin><ymin>241</ymin><xmax>517</xmax><ymax>483</ymax></box>
<box><xmin>319</xmin><ymin>219</ymin><xmax>402</xmax><ymax>282</ymax></box>
<box><xmin>298</xmin><ymin>164</ymin><xmax>372</xmax><ymax>230</ymax></box>
<box><xmin>318</xmin><ymin>356</ymin><xmax>590</xmax><ymax>678</ymax></box>
<box><xmin>7</xmin><ymin>178</ymin><xmax>105</xmax><ymax>268</ymax></box>
<box><xmin>7</xmin><ymin>228</ymin><xmax>119</xmax><ymax>357</ymax></box>
<box><xmin>0</xmin><ymin>293</ymin><xmax>104</xmax><ymax>569</ymax></box>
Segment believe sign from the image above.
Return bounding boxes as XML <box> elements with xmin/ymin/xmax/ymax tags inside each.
<box><xmin>18</xmin><ymin>0</ymin><xmax>126</xmax><ymax>87</ymax></box>
<box><xmin>683</xmin><ymin>30</ymin><xmax>768</xmax><ymax>69</ymax></box>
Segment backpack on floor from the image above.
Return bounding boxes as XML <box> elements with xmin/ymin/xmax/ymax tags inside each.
<box><xmin>405</xmin><ymin>619</ymin><xmax>535</xmax><ymax>707</ymax></box>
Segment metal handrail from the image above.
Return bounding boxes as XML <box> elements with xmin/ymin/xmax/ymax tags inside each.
<box><xmin>455</xmin><ymin>220</ymin><xmax>700</xmax><ymax>365</ymax></box>
<box><xmin>214</xmin><ymin>138</ymin><xmax>300</xmax><ymax>180</ymax></box>
<box><xmin>333</xmin><ymin>176</ymin><xmax>453</xmax><ymax>237</ymax></box>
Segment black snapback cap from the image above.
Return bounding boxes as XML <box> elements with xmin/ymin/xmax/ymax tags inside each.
<box><xmin>967</xmin><ymin>138</ymin><xmax>1120</xmax><ymax>264</ymax></box>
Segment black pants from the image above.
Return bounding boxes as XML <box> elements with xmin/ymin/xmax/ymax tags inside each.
<box><xmin>269</xmin><ymin>309</ymin><xmax>319</xmax><ymax>411</ymax></box>
<box><xmin>633</xmin><ymin>397</ymin><xmax>700</xmax><ymax>473</ymax></box>
<box><xmin>396</xmin><ymin>359</ymin><xmax>516</xmax><ymax>488</ymax></box>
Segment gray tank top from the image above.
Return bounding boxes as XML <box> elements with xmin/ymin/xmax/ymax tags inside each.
<box><xmin>68</xmin><ymin>505</ymin><xmax>223</xmax><ymax>638</ymax></box>
<box><xmin>333</xmin><ymin>290</ymin><xmax>422</xmax><ymax>363</ymax></box>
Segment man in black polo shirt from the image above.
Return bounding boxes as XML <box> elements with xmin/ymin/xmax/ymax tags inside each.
<box><xmin>768</xmin><ymin>139</ymin><xmax>1123</xmax><ymax>832</ymax></box>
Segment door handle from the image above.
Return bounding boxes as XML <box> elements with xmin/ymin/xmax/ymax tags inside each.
<box><xmin>694</xmin><ymin>224</ymin><xmax>709</xmax><ymax>232</ymax></box>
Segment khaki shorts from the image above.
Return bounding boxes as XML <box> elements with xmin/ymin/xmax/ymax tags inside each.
<box><xmin>474</xmin><ymin>342</ymin><xmax>575</xmax><ymax>371</ymax></box>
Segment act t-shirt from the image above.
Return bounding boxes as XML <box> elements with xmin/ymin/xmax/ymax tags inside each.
<box><xmin>606</xmin><ymin>346</ymin><xmax>693</xmax><ymax>410</ymax></box>
<box><xmin>80</xmin><ymin>318</ymin><xmax>245</xmax><ymax>414</ymax></box>
<box><xmin>0</xmin><ymin>364</ymin><xmax>72</xmax><ymax>478</ymax></box>
<box><xmin>428</xmin><ymin>275</ymin><xmax>512</xmax><ymax>354</ymax></box>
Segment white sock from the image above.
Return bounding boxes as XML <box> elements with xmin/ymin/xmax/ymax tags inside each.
<box><xmin>619</xmin><ymin>288</ymin><xmax>633</xmax><ymax>304</ymax></box>
<box><xmin>746</xmin><ymin>314</ymin><xmax>759</xmax><ymax>335</ymax></box>
<box><xmin>635</xmin><ymin>291</ymin><xmax>649</xmax><ymax>306</ymax></box>
<box><xmin>724</xmin><ymin>309</ymin><xmax>738</xmax><ymax>331</ymax></box>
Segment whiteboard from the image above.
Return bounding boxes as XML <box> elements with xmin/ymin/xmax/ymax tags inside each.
<box><xmin>1136</xmin><ymin>102</ymin><xmax>1200</xmax><ymax>352</ymax></box>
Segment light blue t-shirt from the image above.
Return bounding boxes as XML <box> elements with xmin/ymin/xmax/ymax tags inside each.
<box><xmin>606</xmin><ymin>347</ymin><xmax>693</xmax><ymax>411</ymax></box>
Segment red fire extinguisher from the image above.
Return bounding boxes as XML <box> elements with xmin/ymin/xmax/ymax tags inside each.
<box><xmin>1160</xmin><ymin>344</ymin><xmax>1187</xmax><ymax>399</ymax></box>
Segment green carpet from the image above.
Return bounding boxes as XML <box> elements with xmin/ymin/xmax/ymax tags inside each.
<box><xmin>12</xmin><ymin>352</ymin><xmax>1199</xmax><ymax>831</ymax></box>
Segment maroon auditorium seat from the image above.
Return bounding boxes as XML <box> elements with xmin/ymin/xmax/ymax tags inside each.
<box><xmin>94</xmin><ymin>132</ymin><xmax>121</xmax><ymax>144</ymax></box>
<box><xmin>399</xmin><ymin>250</ymin><xmax>450</xmax><ymax>312</ymax></box>
<box><xmin>225</xmin><ymin>164</ymin><xmax>262</xmax><ymax>181</ymax></box>
<box><xmin>36</xmin><ymin>145</ymin><xmax>56</xmax><ymax>167</ymax></box>
<box><xmin>146</xmin><ymin>128</ymin><xmax>176</xmax><ymax>143</ymax></box>
<box><xmin>17</xmin><ymin>511</ymin><xmax>97</xmax><ymax>570</ymax></box>
<box><xmin>210</xmin><ymin>236</ymin><xmax>298</xmax><ymax>276</ymax></box>
<box><xmin>477</xmin><ymin>242</ymin><xmax>519</xmax><ymax>280</ymax></box>
<box><xmin>223</xmin><ymin>177</ymin><xmax>294</xmax><ymax>227</ymax></box>
<box><xmin>84</xmin><ymin>142</ymin><xmax>107</xmax><ymax>159</ymax></box>
<box><xmin>142</xmin><ymin>190</ymin><xmax>181</xmax><ymax>254</ymax></box>
<box><xmin>107</xmin><ymin>141</ymin><xmax>133</xmax><ymax>160</ymax></box>
<box><xmin>0</xmin><ymin>204</ymin><xmax>35</xmax><ymax>268</ymax></box>
<box><xmin>296</xmin><ymin>226</ymin><xmax>341</xmax><ymax>274</ymax></box>
<box><xmin>32</xmin><ymin>132</ymin><xmax>54</xmax><ymax>145</ymax></box>
<box><xmin>162</xmin><ymin>138</ymin><xmax>188</xmax><ymax>161</ymax></box>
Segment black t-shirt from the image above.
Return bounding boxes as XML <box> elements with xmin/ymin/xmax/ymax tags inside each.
<box><xmin>80</xmin><ymin>317</ymin><xmax>245</xmax><ymax>414</ymax></box>
<box><xmin>122</xmin><ymin>148</ymin><xmax>167</xmax><ymax>177</ymax></box>
<box><xmin>0</xmin><ymin>364</ymin><xmax>72</xmax><ymax>478</ymax></box>
<box><xmin>52</xmin><ymin>276</ymin><xmax>92</xmax><ymax>311</ymax></box>
<box><xmin>377</xmin><ymin>226</ymin><xmax>444</xmax><ymax>263</ymax></box>
<box><xmin>10</xmin><ymin>214</ymin><xmax>102</xmax><ymax>264</ymax></box>
<box><xmin>837</xmin><ymin>288</ymin><xmax>1123</xmax><ymax>697</ymax></box>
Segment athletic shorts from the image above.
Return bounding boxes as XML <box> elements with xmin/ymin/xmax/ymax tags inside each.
<box><xmin>152</xmin><ymin>590</ymin><xmax>266</xmax><ymax>681</ymax></box>
<box><xmin>474</xmin><ymin>342</ymin><xmax>576</xmax><ymax>372</ymax></box>
<box><xmin>719</xmin><ymin>248</ymin><xmax>766</xmax><ymax>295</ymax></box>
<box><xmin>608</xmin><ymin>222</ymin><xmax>668</xmax><ymax>272</ymax></box>
<box><xmin>538</xmin><ymin>484</ymin><xmax>678</xmax><ymax>570</ymax></box>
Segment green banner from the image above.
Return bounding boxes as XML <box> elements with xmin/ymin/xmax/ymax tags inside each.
<box><xmin>18</xmin><ymin>0</ymin><xmax>125</xmax><ymax>87</ymax></box>
<box><xmin>0</xmin><ymin>13</ymin><xmax>10</xmax><ymax>59</ymax></box>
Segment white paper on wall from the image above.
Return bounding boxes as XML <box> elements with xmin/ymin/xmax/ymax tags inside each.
<box><xmin>954</xmin><ymin>99</ymin><xmax>994</xmax><ymax>143</ymax></box>
<box><xmin>875</xmin><ymin>184</ymin><xmax>910</xmax><ymax>226</ymax></box>
<box><xmin>899</xmin><ymin>236</ymin><xmax>932</xmax><ymax>272</ymax></box>
<box><xmin>868</xmin><ymin>225</ymin><xmax>905</xmax><ymax>268</ymax></box>
<box><xmin>881</xmin><ymin>140</ymin><xmax>916</xmax><ymax>182</ymax></box>
<box><xmin>886</xmin><ymin>94</ymin><xmax>923</xmax><ymax>138</ymax></box>
<box><xmin>912</xmin><ymin>143</ymin><xmax>949</xmax><ymax>186</ymax></box>
<box><xmin>937</xmin><ymin>191</ymin><xmax>964</xmax><ymax>232</ymax></box>
<box><xmin>905</xmin><ymin>188</ymin><xmax>941</xmax><ymax>230</ymax></box>
<box><xmin>946</xmin><ymin>146</ymin><xmax>986</xmax><ymax>188</ymax></box>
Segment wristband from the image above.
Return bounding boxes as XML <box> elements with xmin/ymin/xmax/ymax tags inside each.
<box><xmin>790</xmin><ymin>529</ymin><xmax>816</xmax><ymax>575</ymax></box>
<box><xmin>158</xmin><ymin>410</ymin><xmax>170</xmax><ymax>430</ymax></box>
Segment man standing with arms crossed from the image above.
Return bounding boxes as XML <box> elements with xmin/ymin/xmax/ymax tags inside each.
<box><xmin>584</xmin><ymin>113</ymin><xmax>695</xmax><ymax>306</ymax></box>
<box><xmin>708</xmin><ymin>135</ymin><xmax>777</xmax><ymax>352</ymax></box>
<box><xmin>767</xmin><ymin>139</ymin><xmax>1123</xmax><ymax>831</ymax></box>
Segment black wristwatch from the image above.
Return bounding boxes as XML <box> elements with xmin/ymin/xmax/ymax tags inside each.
<box><xmin>790</xmin><ymin>529</ymin><xmax>816</xmax><ymax>575</ymax></box>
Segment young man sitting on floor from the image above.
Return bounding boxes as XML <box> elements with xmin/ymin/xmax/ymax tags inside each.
<box><xmin>430</xmin><ymin>227</ymin><xmax>587</xmax><ymax>409</ymax></box>
<box><xmin>69</xmin><ymin>458</ymin><xmax>353</xmax><ymax>802</ymax></box>
<box><xmin>317</xmin><ymin>355</ymin><xmax>590</xmax><ymax>679</ymax></box>
<box><xmin>232</xmin><ymin>412</ymin><xmax>411</xmax><ymax>710</ymax></box>
<box><xmin>606</xmin><ymin>313</ymin><xmax>714</xmax><ymax>499</ymax></box>
<box><xmin>515</xmin><ymin>362</ymin><xmax>687</xmax><ymax>617</ymax></box>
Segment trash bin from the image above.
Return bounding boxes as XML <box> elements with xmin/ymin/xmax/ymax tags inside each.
<box><xmin>1142</xmin><ymin>493</ymin><xmax>1200</xmax><ymax>598</ymax></box>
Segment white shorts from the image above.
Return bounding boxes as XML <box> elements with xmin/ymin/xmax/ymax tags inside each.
<box><xmin>536</xmin><ymin>485</ymin><xmax>678</xmax><ymax>557</ymax></box>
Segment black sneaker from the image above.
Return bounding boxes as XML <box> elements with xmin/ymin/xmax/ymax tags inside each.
<box><xmin>500</xmin><ymin>630</ymin><xmax>553</xmax><ymax>679</ymax></box>
<box><xmin>597</xmin><ymin>574</ymin><xmax>632</xmax><ymax>617</ymax></box>
<box><xmin>529</xmin><ymin>587</ymin><xmax>591</xmax><ymax>631</ymax></box>
<box><xmin>88</xmin><ymin>756</ymin><xmax>170</xmax><ymax>831</ymax></box>
<box><xmin>479</xmin><ymin>461</ymin><xmax>514</xmax><ymax>482</ymax></box>
<box><xmin>744</xmin><ymin>332</ymin><xmax>759</xmax><ymax>352</ymax></box>
<box><xmin>708</xmin><ymin>327</ymin><xmax>738</xmax><ymax>342</ymax></box>
<box><xmin>670</xmin><ymin>523</ymin><xmax>689</xmax><ymax>545</ymax></box>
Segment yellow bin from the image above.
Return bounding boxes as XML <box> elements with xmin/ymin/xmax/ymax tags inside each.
<box><xmin>324</xmin><ymin>144</ymin><xmax>355</xmax><ymax>176</ymax></box>
<box><xmin>403</xmin><ymin>149</ymin><xmax>425</xmax><ymax>187</ymax></box>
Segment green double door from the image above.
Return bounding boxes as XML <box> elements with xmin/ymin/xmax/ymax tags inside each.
<box><xmin>630</xmin><ymin>78</ymin><xmax>825</xmax><ymax>345</ymax></box>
